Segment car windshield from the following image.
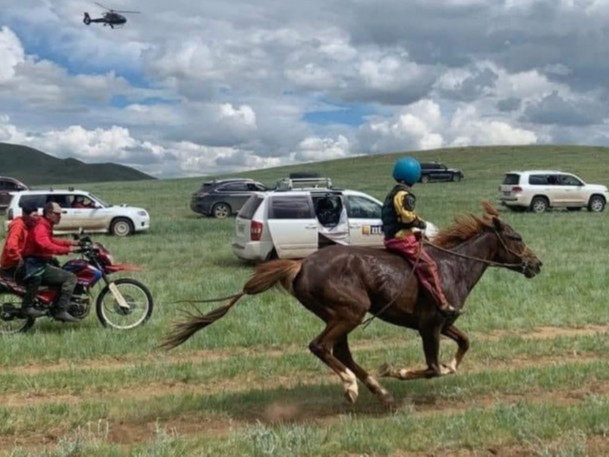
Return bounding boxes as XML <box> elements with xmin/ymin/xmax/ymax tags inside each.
<box><xmin>88</xmin><ymin>193</ymin><xmax>108</xmax><ymax>207</ymax></box>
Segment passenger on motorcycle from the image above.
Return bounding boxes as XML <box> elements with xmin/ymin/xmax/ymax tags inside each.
<box><xmin>22</xmin><ymin>202</ymin><xmax>81</xmax><ymax>322</ymax></box>
<box><xmin>1</xmin><ymin>204</ymin><xmax>39</xmax><ymax>281</ymax></box>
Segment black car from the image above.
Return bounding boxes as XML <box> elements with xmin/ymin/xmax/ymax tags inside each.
<box><xmin>419</xmin><ymin>162</ymin><xmax>464</xmax><ymax>183</ymax></box>
<box><xmin>190</xmin><ymin>178</ymin><xmax>269</xmax><ymax>218</ymax></box>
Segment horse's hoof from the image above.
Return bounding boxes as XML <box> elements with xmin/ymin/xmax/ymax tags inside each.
<box><xmin>378</xmin><ymin>363</ymin><xmax>394</xmax><ymax>377</ymax></box>
<box><xmin>344</xmin><ymin>388</ymin><xmax>358</xmax><ymax>404</ymax></box>
<box><xmin>440</xmin><ymin>363</ymin><xmax>457</xmax><ymax>375</ymax></box>
<box><xmin>379</xmin><ymin>392</ymin><xmax>395</xmax><ymax>408</ymax></box>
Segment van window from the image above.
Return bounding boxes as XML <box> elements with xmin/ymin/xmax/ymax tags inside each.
<box><xmin>502</xmin><ymin>174</ymin><xmax>521</xmax><ymax>185</ymax></box>
<box><xmin>239</xmin><ymin>195</ymin><xmax>264</xmax><ymax>220</ymax></box>
<box><xmin>346</xmin><ymin>195</ymin><xmax>382</xmax><ymax>219</ymax></box>
<box><xmin>18</xmin><ymin>195</ymin><xmax>46</xmax><ymax>208</ymax></box>
<box><xmin>269</xmin><ymin>196</ymin><xmax>313</xmax><ymax>219</ymax></box>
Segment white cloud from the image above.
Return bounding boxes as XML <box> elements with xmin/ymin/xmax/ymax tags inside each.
<box><xmin>0</xmin><ymin>27</ymin><xmax>24</xmax><ymax>82</ymax></box>
<box><xmin>2</xmin><ymin>1</ymin><xmax>609</xmax><ymax>178</ymax></box>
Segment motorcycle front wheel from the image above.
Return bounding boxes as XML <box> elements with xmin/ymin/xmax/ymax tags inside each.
<box><xmin>96</xmin><ymin>278</ymin><xmax>153</xmax><ymax>330</ymax></box>
<box><xmin>0</xmin><ymin>291</ymin><xmax>35</xmax><ymax>334</ymax></box>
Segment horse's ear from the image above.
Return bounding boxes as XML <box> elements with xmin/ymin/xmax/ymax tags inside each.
<box><xmin>481</xmin><ymin>200</ymin><xmax>499</xmax><ymax>217</ymax></box>
<box><xmin>492</xmin><ymin>216</ymin><xmax>503</xmax><ymax>231</ymax></box>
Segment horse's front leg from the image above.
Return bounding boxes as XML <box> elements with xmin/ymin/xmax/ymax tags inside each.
<box><xmin>439</xmin><ymin>324</ymin><xmax>469</xmax><ymax>374</ymax></box>
<box><xmin>379</xmin><ymin>321</ymin><xmax>445</xmax><ymax>380</ymax></box>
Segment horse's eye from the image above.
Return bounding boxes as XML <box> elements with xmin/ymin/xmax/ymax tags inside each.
<box><xmin>508</xmin><ymin>234</ymin><xmax>522</xmax><ymax>242</ymax></box>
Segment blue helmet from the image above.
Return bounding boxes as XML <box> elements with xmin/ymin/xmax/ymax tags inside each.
<box><xmin>392</xmin><ymin>157</ymin><xmax>421</xmax><ymax>185</ymax></box>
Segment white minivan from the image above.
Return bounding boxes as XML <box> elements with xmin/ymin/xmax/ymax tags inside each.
<box><xmin>232</xmin><ymin>179</ymin><xmax>438</xmax><ymax>261</ymax></box>
<box><xmin>231</xmin><ymin>186</ymin><xmax>388</xmax><ymax>261</ymax></box>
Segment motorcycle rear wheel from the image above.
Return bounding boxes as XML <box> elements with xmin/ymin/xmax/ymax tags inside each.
<box><xmin>96</xmin><ymin>278</ymin><xmax>153</xmax><ymax>330</ymax></box>
<box><xmin>0</xmin><ymin>291</ymin><xmax>35</xmax><ymax>334</ymax></box>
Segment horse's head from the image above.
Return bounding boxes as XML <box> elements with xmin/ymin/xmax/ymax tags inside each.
<box><xmin>485</xmin><ymin>204</ymin><xmax>542</xmax><ymax>278</ymax></box>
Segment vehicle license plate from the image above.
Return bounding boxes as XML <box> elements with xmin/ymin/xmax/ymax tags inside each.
<box><xmin>503</xmin><ymin>191</ymin><xmax>511</xmax><ymax>196</ymax></box>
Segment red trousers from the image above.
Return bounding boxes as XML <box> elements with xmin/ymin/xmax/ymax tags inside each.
<box><xmin>384</xmin><ymin>235</ymin><xmax>450</xmax><ymax>308</ymax></box>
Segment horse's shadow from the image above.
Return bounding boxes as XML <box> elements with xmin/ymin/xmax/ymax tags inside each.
<box><xmin>190</xmin><ymin>378</ymin><xmax>451</xmax><ymax>425</ymax></box>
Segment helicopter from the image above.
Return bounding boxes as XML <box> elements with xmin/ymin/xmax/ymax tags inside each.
<box><xmin>83</xmin><ymin>2</ymin><xmax>140</xmax><ymax>29</ymax></box>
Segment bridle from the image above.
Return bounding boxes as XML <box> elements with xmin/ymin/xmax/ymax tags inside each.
<box><xmin>423</xmin><ymin>227</ymin><xmax>529</xmax><ymax>272</ymax></box>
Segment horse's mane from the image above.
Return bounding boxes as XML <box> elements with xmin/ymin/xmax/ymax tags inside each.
<box><xmin>432</xmin><ymin>201</ymin><xmax>498</xmax><ymax>248</ymax></box>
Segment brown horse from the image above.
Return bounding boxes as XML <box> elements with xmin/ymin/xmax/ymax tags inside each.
<box><xmin>162</xmin><ymin>202</ymin><xmax>542</xmax><ymax>406</ymax></box>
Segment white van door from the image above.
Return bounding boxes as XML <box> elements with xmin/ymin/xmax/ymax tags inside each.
<box><xmin>266</xmin><ymin>195</ymin><xmax>318</xmax><ymax>258</ymax></box>
<box><xmin>345</xmin><ymin>193</ymin><xmax>385</xmax><ymax>248</ymax></box>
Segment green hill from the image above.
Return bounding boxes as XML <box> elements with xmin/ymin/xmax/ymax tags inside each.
<box><xmin>0</xmin><ymin>142</ymin><xmax>155</xmax><ymax>185</ymax></box>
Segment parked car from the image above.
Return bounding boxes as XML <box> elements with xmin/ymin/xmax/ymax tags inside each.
<box><xmin>419</xmin><ymin>162</ymin><xmax>464</xmax><ymax>183</ymax></box>
<box><xmin>498</xmin><ymin>170</ymin><xmax>608</xmax><ymax>213</ymax></box>
<box><xmin>190</xmin><ymin>178</ymin><xmax>269</xmax><ymax>218</ymax></box>
<box><xmin>0</xmin><ymin>176</ymin><xmax>29</xmax><ymax>211</ymax></box>
<box><xmin>231</xmin><ymin>177</ymin><xmax>437</xmax><ymax>261</ymax></box>
<box><xmin>5</xmin><ymin>189</ymin><xmax>150</xmax><ymax>236</ymax></box>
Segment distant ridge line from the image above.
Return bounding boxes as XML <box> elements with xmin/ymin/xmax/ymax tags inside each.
<box><xmin>0</xmin><ymin>142</ymin><xmax>155</xmax><ymax>185</ymax></box>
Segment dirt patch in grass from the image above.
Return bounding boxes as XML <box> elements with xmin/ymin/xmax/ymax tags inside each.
<box><xmin>6</xmin><ymin>324</ymin><xmax>608</xmax><ymax>377</ymax></box>
<box><xmin>2</xmin><ymin>382</ymin><xmax>608</xmax><ymax>453</ymax></box>
<box><xmin>0</xmin><ymin>352</ymin><xmax>602</xmax><ymax>410</ymax></box>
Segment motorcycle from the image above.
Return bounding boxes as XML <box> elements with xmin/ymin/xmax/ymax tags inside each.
<box><xmin>0</xmin><ymin>233</ymin><xmax>153</xmax><ymax>334</ymax></box>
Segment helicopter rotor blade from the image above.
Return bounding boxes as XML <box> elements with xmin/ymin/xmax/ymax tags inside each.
<box><xmin>94</xmin><ymin>2</ymin><xmax>111</xmax><ymax>11</ymax></box>
<box><xmin>113</xmin><ymin>10</ymin><xmax>141</xmax><ymax>14</ymax></box>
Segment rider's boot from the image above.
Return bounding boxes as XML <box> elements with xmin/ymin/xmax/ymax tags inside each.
<box><xmin>438</xmin><ymin>302</ymin><xmax>461</xmax><ymax>318</ymax></box>
<box><xmin>51</xmin><ymin>308</ymin><xmax>80</xmax><ymax>323</ymax></box>
<box><xmin>20</xmin><ymin>306</ymin><xmax>46</xmax><ymax>318</ymax></box>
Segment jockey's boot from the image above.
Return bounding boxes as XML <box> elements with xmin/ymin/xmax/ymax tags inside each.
<box><xmin>20</xmin><ymin>306</ymin><xmax>46</xmax><ymax>318</ymax></box>
<box><xmin>51</xmin><ymin>308</ymin><xmax>80</xmax><ymax>323</ymax></box>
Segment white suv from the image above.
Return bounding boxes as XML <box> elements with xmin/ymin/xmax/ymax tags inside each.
<box><xmin>231</xmin><ymin>177</ymin><xmax>436</xmax><ymax>261</ymax></box>
<box><xmin>5</xmin><ymin>189</ymin><xmax>150</xmax><ymax>236</ymax></box>
<box><xmin>498</xmin><ymin>170</ymin><xmax>608</xmax><ymax>213</ymax></box>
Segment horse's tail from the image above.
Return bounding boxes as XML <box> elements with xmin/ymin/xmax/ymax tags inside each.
<box><xmin>160</xmin><ymin>260</ymin><xmax>303</xmax><ymax>350</ymax></box>
<box><xmin>243</xmin><ymin>259</ymin><xmax>302</xmax><ymax>295</ymax></box>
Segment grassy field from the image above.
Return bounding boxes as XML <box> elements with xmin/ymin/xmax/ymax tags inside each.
<box><xmin>0</xmin><ymin>144</ymin><xmax>608</xmax><ymax>456</ymax></box>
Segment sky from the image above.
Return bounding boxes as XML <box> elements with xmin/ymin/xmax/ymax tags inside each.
<box><xmin>1</xmin><ymin>0</ymin><xmax>609</xmax><ymax>179</ymax></box>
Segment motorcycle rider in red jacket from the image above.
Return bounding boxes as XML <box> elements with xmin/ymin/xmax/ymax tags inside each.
<box><xmin>22</xmin><ymin>202</ymin><xmax>80</xmax><ymax>322</ymax></box>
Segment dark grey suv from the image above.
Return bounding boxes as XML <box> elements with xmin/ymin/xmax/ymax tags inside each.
<box><xmin>0</xmin><ymin>176</ymin><xmax>29</xmax><ymax>210</ymax></box>
<box><xmin>419</xmin><ymin>162</ymin><xmax>464</xmax><ymax>183</ymax></box>
<box><xmin>190</xmin><ymin>178</ymin><xmax>269</xmax><ymax>218</ymax></box>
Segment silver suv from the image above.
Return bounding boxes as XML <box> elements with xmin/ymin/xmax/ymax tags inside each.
<box><xmin>6</xmin><ymin>189</ymin><xmax>150</xmax><ymax>236</ymax></box>
<box><xmin>498</xmin><ymin>170</ymin><xmax>608</xmax><ymax>213</ymax></box>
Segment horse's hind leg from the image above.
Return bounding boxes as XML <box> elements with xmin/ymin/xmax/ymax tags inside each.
<box><xmin>334</xmin><ymin>336</ymin><xmax>395</xmax><ymax>407</ymax></box>
<box><xmin>308</xmin><ymin>320</ymin><xmax>363</xmax><ymax>404</ymax></box>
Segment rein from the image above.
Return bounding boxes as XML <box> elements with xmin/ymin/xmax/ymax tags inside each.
<box><xmin>361</xmin><ymin>240</ymin><xmax>422</xmax><ymax>329</ymax></box>
<box><xmin>422</xmin><ymin>228</ymin><xmax>525</xmax><ymax>269</ymax></box>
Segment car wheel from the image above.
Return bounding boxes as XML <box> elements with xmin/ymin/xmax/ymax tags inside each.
<box><xmin>212</xmin><ymin>203</ymin><xmax>231</xmax><ymax>219</ymax></box>
<box><xmin>421</xmin><ymin>175</ymin><xmax>430</xmax><ymax>184</ymax></box>
<box><xmin>588</xmin><ymin>195</ymin><xmax>606</xmax><ymax>212</ymax></box>
<box><xmin>265</xmin><ymin>248</ymin><xmax>278</xmax><ymax>261</ymax></box>
<box><xmin>530</xmin><ymin>196</ymin><xmax>549</xmax><ymax>213</ymax></box>
<box><xmin>110</xmin><ymin>218</ymin><xmax>134</xmax><ymax>236</ymax></box>
<box><xmin>452</xmin><ymin>174</ymin><xmax>461</xmax><ymax>182</ymax></box>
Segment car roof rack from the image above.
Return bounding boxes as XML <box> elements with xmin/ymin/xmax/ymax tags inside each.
<box><xmin>275</xmin><ymin>177</ymin><xmax>333</xmax><ymax>191</ymax></box>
